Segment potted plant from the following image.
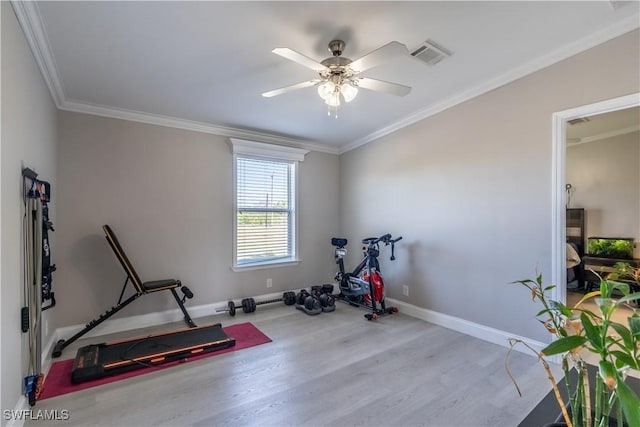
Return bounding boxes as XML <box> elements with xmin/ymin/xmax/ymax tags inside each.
<box><xmin>609</xmin><ymin>262</ymin><xmax>640</xmax><ymax>295</ymax></box>
<box><xmin>506</xmin><ymin>269</ymin><xmax>640</xmax><ymax>427</ymax></box>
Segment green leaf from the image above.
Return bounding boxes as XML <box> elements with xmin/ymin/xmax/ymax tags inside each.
<box><xmin>542</xmin><ymin>335</ymin><xmax>587</xmax><ymax>355</ymax></box>
<box><xmin>535</xmin><ymin>308</ymin><xmax>552</xmax><ymax>317</ymax></box>
<box><xmin>616</xmin><ymin>292</ymin><xmax>640</xmax><ymax>305</ymax></box>
<box><xmin>510</xmin><ymin>279</ymin><xmax>536</xmax><ymax>292</ymax></box>
<box><xmin>616</xmin><ymin>377</ymin><xmax>640</xmax><ymax>427</ymax></box>
<box><xmin>599</xmin><ymin>360</ymin><xmax>617</xmax><ymax>390</ymax></box>
<box><xmin>574</xmin><ymin>290</ymin><xmax>601</xmax><ymax>308</ymax></box>
<box><xmin>606</xmin><ymin>280</ymin><xmax>630</xmax><ymax>296</ymax></box>
<box><xmin>610</xmin><ymin>322</ymin><xmax>633</xmax><ymax>349</ymax></box>
<box><xmin>630</xmin><ymin>316</ymin><xmax>640</xmax><ymax>337</ymax></box>
<box><xmin>609</xmin><ymin>350</ymin><xmax>639</xmax><ymax>370</ymax></box>
<box><xmin>550</xmin><ymin>300</ymin><xmax>572</xmax><ymax>317</ymax></box>
<box><xmin>614</xmin><ymin>261</ymin><xmax>634</xmax><ymax>272</ymax></box>
<box><xmin>599</xmin><ymin>277</ymin><xmax>611</xmax><ymax>298</ymax></box>
<box><xmin>581</xmin><ymin>312</ymin><xmax>604</xmax><ymax>352</ymax></box>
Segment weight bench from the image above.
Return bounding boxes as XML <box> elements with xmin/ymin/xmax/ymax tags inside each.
<box><xmin>52</xmin><ymin>225</ymin><xmax>196</xmax><ymax>357</ymax></box>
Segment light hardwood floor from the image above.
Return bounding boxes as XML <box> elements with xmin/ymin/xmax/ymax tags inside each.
<box><xmin>28</xmin><ymin>303</ymin><xmax>558</xmax><ymax>427</ymax></box>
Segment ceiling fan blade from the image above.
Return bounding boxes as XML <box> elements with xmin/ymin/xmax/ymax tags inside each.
<box><xmin>355</xmin><ymin>77</ymin><xmax>411</xmax><ymax>97</ymax></box>
<box><xmin>262</xmin><ymin>80</ymin><xmax>320</xmax><ymax>98</ymax></box>
<box><xmin>272</xmin><ymin>48</ymin><xmax>327</xmax><ymax>72</ymax></box>
<box><xmin>349</xmin><ymin>41</ymin><xmax>409</xmax><ymax>73</ymax></box>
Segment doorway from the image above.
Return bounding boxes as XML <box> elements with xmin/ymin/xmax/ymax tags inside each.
<box><xmin>551</xmin><ymin>92</ymin><xmax>640</xmax><ymax>305</ymax></box>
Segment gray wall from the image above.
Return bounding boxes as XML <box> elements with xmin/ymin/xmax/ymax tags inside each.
<box><xmin>339</xmin><ymin>30</ymin><xmax>640</xmax><ymax>343</ymax></box>
<box><xmin>567</xmin><ymin>131</ymin><xmax>640</xmax><ymax>257</ymax></box>
<box><xmin>1</xmin><ymin>2</ymin><xmax>58</xmax><ymax>420</ymax></box>
<box><xmin>54</xmin><ymin>111</ymin><xmax>340</xmax><ymax>327</ymax></box>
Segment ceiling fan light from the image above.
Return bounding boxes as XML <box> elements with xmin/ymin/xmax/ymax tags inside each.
<box><xmin>325</xmin><ymin>91</ymin><xmax>341</xmax><ymax>107</ymax></box>
<box><xmin>340</xmin><ymin>83</ymin><xmax>358</xmax><ymax>103</ymax></box>
<box><xmin>317</xmin><ymin>81</ymin><xmax>335</xmax><ymax>100</ymax></box>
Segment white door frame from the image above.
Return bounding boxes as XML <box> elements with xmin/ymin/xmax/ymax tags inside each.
<box><xmin>551</xmin><ymin>93</ymin><xmax>640</xmax><ymax>305</ymax></box>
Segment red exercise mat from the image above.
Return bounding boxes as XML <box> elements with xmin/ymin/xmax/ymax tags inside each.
<box><xmin>39</xmin><ymin>322</ymin><xmax>270</xmax><ymax>400</ymax></box>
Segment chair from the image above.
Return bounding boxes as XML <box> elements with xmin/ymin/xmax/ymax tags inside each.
<box><xmin>52</xmin><ymin>225</ymin><xmax>196</xmax><ymax>357</ymax></box>
<box><xmin>567</xmin><ymin>242</ymin><xmax>585</xmax><ymax>290</ymax></box>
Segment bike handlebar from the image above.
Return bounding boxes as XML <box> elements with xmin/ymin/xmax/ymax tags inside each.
<box><xmin>353</xmin><ymin>233</ymin><xmax>402</xmax><ymax>262</ymax></box>
<box><xmin>362</xmin><ymin>234</ymin><xmax>402</xmax><ymax>246</ymax></box>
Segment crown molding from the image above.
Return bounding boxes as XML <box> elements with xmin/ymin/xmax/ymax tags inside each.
<box><xmin>568</xmin><ymin>124</ymin><xmax>640</xmax><ymax>146</ymax></box>
<box><xmin>11</xmin><ymin>0</ymin><xmax>65</xmax><ymax>107</ymax></box>
<box><xmin>339</xmin><ymin>14</ymin><xmax>640</xmax><ymax>154</ymax></box>
<box><xmin>60</xmin><ymin>99</ymin><xmax>340</xmax><ymax>155</ymax></box>
<box><xmin>11</xmin><ymin>0</ymin><xmax>339</xmax><ymax>155</ymax></box>
<box><xmin>13</xmin><ymin>0</ymin><xmax>638</xmax><ymax>156</ymax></box>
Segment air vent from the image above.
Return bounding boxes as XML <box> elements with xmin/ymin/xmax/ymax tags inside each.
<box><xmin>609</xmin><ymin>0</ymin><xmax>625</xmax><ymax>10</ymax></box>
<box><xmin>410</xmin><ymin>39</ymin><xmax>452</xmax><ymax>66</ymax></box>
<box><xmin>567</xmin><ymin>117</ymin><xmax>591</xmax><ymax>125</ymax></box>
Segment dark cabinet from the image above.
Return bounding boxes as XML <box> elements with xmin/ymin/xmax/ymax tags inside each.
<box><xmin>566</xmin><ymin>208</ymin><xmax>585</xmax><ymax>289</ymax></box>
<box><xmin>566</xmin><ymin>208</ymin><xmax>585</xmax><ymax>256</ymax></box>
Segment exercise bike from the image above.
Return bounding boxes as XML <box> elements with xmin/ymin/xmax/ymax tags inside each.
<box><xmin>331</xmin><ymin>233</ymin><xmax>402</xmax><ymax>320</ymax></box>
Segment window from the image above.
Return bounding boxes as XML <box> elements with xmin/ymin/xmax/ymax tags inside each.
<box><xmin>231</xmin><ymin>139</ymin><xmax>308</xmax><ymax>270</ymax></box>
<box><xmin>236</xmin><ymin>157</ymin><xmax>294</xmax><ymax>265</ymax></box>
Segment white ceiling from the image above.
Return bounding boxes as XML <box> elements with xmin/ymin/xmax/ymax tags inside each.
<box><xmin>13</xmin><ymin>1</ymin><xmax>640</xmax><ymax>154</ymax></box>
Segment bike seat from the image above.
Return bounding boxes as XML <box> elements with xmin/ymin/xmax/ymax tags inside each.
<box><xmin>331</xmin><ymin>237</ymin><xmax>347</xmax><ymax>248</ymax></box>
<box><xmin>362</xmin><ymin>237</ymin><xmax>377</xmax><ymax>245</ymax></box>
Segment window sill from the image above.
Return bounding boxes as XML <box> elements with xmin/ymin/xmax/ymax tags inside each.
<box><xmin>232</xmin><ymin>258</ymin><xmax>301</xmax><ymax>272</ymax></box>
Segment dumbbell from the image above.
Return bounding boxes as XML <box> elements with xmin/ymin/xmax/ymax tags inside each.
<box><xmin>318</xmin><ymin>293</ymin><xmax>336</xmax><ymax>312</ymax></box>
<box><xmin>310</xmin><ymin>285</ymin><xmax>335</xmax><ymax>310</ymax></box>
<box><xmin>295</xmin><ymin>289</ymin><xmax>310</xmax><ymax>305</ymax></box>
<box><xmin>294</xmin><ymin>289</ymin><xmax>321</xmax><ymax>315</ymax></box>
<box><xmin>224</xmin><ymin>291</ymin><xmax>296</xmax><ymax>316</ymax></box>
<box><xmin>295</xmin><ymin>287</ymin><xmax>334</xmax><ymax>313</ymax></box>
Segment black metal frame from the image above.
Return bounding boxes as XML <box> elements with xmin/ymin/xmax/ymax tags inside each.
<box><xmin>332</xmin><ymin>234</ymin><xmax>401</xmax><ymax>320</ymax></box>
<box><xmin>52</xmin><ymin>225</ymin><xmax>196</xmax><ymax>358</ymax></box>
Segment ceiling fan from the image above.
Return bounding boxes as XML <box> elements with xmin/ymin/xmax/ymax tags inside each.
<box><xmin>262</xmin><ymin>39</ymin><xmax>412</xmax><ymax>112</ymax></box>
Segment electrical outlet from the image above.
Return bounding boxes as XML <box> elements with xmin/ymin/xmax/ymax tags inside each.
<box><xmin>402</xmin><ymin>285</ymin><xmax>409</xmax><ymax>296</ymax></box>
<box><xmin>266</xmin><ymin>278</ymin><xmax>272</xmax><ymax>288</ymax></box>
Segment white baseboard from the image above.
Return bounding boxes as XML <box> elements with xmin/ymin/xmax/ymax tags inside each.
<box><xmin>46</xmin><ymin>293</ymin><xmax>551</xmax><ymax>364</ymax></box>
<box><xmin>45</xmin><ymin>290</ymin><xmax>289</xmax><ymax>362</ymax></box>
<box><xmin>53</xmin><ymin>301</ymin><xmax>217</xmax><ymax>345</ymax></box>
<box><xmin>386</xmin><ymin>297</ymin><xmax>551</xmax><ymax>358</ymax></box>
<box><xmin>20</xmin><ymin>292</ymin><xmax>550</xmax><ymax>424</ymax></box>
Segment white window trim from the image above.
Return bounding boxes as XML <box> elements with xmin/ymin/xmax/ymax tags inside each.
<box><xmin>230</xmin><ymin>138</ymin><xmax>308</xmax><ymax>272</ymax></box>
<box><xmin>230</xmin><ymin>138</ymin><xmax>308</xmax><ymax>162</ymax></box>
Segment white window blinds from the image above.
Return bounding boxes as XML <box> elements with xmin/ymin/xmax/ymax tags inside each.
<box><xmin>236</xmin><ymin>156</ymin><xmax>295</xmax><ymax>265</ymax></box>
<box><xmin>230</xmin><ymin>138</ymin><xmax>308</xmax><ymax>269</ymax></box>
